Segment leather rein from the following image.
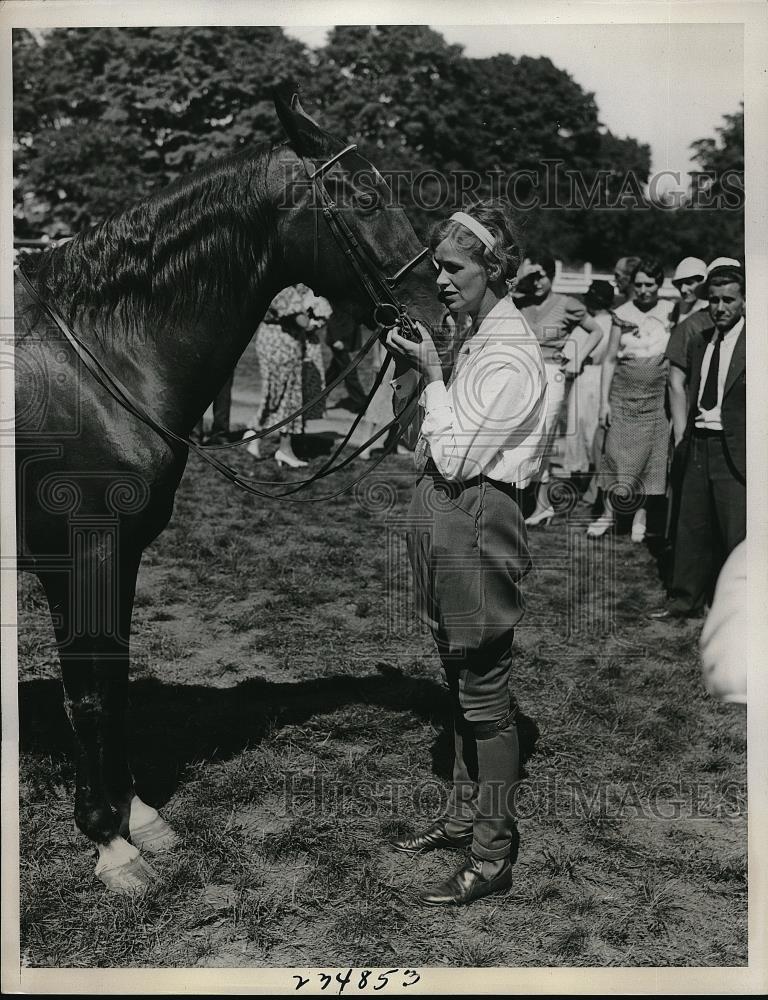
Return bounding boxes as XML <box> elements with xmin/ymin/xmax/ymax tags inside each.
<box><xmin>16</xmin><ymin>144</ymin><xmax>429</xmax><ymax>502</ymax></box>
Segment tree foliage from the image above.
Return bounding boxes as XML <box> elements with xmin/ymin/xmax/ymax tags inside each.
<box><xmin>691</xmin><ymin>105</ymin><xmax>744</xmax><ymax>180</ymax></box>
<box><xmin>13</xmin><ymin>26</ymin><xmax>311</xmax><ymax>233</ymax></box>
<box><xmin>13</xmin><ymin>26</ymin><xmax>743</xmax><ymax>266</ymax></box>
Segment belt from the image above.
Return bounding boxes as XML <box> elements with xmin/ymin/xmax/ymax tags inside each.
<box><xmin>693</xmin><ymin>426</ymin><xmax>724</xmax><ymax>437</ymax></box>
<box><xmin>424</xmin><ymin>459</ymin><xmax>526</xmax><ymax>499</ymax></box>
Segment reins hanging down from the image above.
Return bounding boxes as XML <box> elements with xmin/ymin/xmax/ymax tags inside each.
<box><xmin>17</xmin><ymin>267</ymin><xmax>421</xmax><ymax>503</ymax></box>
<box><xmin>15</xmin><ymin>139</ymin><xmax>432</xmax><ymax>501</ymax></box>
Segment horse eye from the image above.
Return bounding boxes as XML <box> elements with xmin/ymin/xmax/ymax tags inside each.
<box><xmin>355</xmin><ymin>190</ymin><xmax>381</xmax><ymax>213</ymax></box>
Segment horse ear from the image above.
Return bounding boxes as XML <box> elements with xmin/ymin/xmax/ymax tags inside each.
<box><xmin>289</xmin><ymin>93</ymin><xmax>321</xmax><ymax>127</ymax></box>
<box><xmin>274</xmin><ymin>86</ymin><xmax>335</xmax><ymax>156</ymax></box>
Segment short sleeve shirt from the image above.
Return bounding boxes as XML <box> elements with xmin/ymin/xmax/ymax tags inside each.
<box><xmin>519</xmin><ymin>293</ymin><xmax>587</xmax><ymax>362</ymax></box>
<box><xmin>665</xmin><ymin>307</ymin><xmax>714</xmax><ymax>374</ymax></box>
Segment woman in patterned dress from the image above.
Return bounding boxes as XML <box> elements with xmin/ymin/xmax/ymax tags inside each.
<box><xmin>246</xmin><ymin>285</ymin><xmax>329</xmax><ymax>467</ymax></box>
<box><xmin>587</xmin><ymin>258</ymin><xmax>674</xmax><ymax>541</ymax></box>
<box><xmin>517</xmin><ymin>251</ymin><xmax>607</xmax><ymax>526</ymax></box>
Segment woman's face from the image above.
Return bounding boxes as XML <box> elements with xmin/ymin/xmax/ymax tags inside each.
<box><xmin>529</xmin><ymin>268</ymin><xmax>552</xmax><ymax>300</ymax></box>
<box><xmin>434</xmin><ymin>237</ymin><xmax>489</xmax><ymax>316</ymax></box>
<box><xmin>521</xmin><ymin>259</ymin><xmax>552</xmax><ymax>300</ymax></box>
<box><xmin>613</xmin><ymin>264</ymin><xmax>631</xmax><ymax>295</ymax></box>
<box><xmin>673</xmin><ymin>276</ymin><xmax>703</xmax><ymax>305</ymax></box>
<box><xmin>632</xmin><ymin>270</ymin><xmax>660</xmax><ymax>306</ymax></box>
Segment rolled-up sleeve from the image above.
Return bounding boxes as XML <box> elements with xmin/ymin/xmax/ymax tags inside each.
<box><xmin>390</xmin><ymin>367</ymin><xmax>421</xmax><ymax>414</ymax></box>
<box><xmin>420</xmin><ymin>354</ymin><xmax>545</xmax><ymax>481</ymax></box>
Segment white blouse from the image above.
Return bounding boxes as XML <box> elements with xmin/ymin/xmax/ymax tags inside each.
<box><xmin>392</xmin><ymin>296</ymin><xmax>548</xmax><ymax>486</ymax></box>
<box><xmin>614</xmin><ymin>298</ymin><xmax>674</xmax><ymax>360</ymax></box>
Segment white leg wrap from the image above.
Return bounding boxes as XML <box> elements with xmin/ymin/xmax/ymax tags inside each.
<box><xmin>95</xmin><ymin>836</ymin><xmax>139</xmax><ymax>875</ymax></box>
<box><xmin>129</xmin><ymin>795</ymin><xmax>159</xmax><ymax>829</ymax></box>
<box><xmin>129</xmin><ymin>795</ymin><xmax>179</xmax><ymax>853</ymax></box>
<box><xmin>94</xmin><ymin>837</ymin><xmax>157</xmax><ymax>894</ymax></box>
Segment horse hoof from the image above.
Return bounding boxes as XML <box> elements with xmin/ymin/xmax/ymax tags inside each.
<box><xmin>130</xmin><ymin>814</ymin><xmax>179</xmax><ymax>854</ymax></box>
<box><xmin>97</xmin><ymin>855</ymin><xmax>157</xmax><ymax>895</ymax></box>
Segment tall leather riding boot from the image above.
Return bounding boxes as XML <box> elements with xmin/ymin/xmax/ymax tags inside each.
<box><xmin>443</xmin><ymin>712</ymin><xmax>477</xmax><ymax>840</ymax></box>
<box><xmin>471</xmin><ymin>715</ymin><xmax>521</xmax><ymax>862</ymax></box>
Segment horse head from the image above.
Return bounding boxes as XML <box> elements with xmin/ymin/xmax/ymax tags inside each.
<box><xmin>272</xmin><ymin>90</ymin><xmax>445</xmax><ymax>336</ymax></box>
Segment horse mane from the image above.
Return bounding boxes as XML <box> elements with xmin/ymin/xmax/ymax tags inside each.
<box><xmin>26</xmin><ymin>141</ymin><xmax>283</xmax><ymax>331</ymax></box>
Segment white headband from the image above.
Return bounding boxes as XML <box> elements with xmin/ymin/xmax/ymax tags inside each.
<box><xmin>450</xmin><ymin>211</ymin><xmax>496</xmax><ymax>252</ymax></box>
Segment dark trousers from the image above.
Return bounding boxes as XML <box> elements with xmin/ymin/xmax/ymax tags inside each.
<box><xmin>669</xmin><ymin>430</ymin><xmax>746</xmax><ymax>613</ymax></box>
<box><xmin>665</xmin><ymin>439</ymin><xmax>687</xmax><ymax>548</ymax></box>
<box><xmin>211</xmin><ymin>373</ymin><xmax>234</xmax><ymax>435</ymax></box>
<box><xmin>326</xmin><ymin>346</ymin><xmax>367</xmax><ymax>408</ymax></box>
<box><xmin>439</xmin><ymin>637</ymin><xmax>520</xmax><ymax>861</ymax></box>
<box><xmin>407</xmin><ymin>473</ymin><xmax>531</xmax><ymax>860</ymax></box>
<box><xmin>194</xmin><ymin>373</ymin><xmax>234</xmax><ymax>442</ymax></box>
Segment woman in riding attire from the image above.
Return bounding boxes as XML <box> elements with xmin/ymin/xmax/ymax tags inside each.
<box><xmin>385</xmin><ymin>202</ymin><xmax>548</xmax><ymax>906</ymax></box>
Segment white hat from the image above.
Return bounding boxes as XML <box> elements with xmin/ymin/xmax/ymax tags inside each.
<box><xmin>672</xmin><ymin>257</ymin><xmax>707</xmax><ymax>283</ymax></box>
<box><xmin>706</xmin><ymin>257</ymin><xmax>741</xmax><ymax>275</ymax></box>
<box><xmin>696</xmin><ymin>257</ymin><xmax>743</xmax><ymax>299</ymax></box>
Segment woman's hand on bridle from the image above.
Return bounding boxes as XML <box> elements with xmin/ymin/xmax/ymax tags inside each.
<box><xmin>385</xmin><ymin>321</ymin><xmax>442</xmax><ymax>383</ymax></box>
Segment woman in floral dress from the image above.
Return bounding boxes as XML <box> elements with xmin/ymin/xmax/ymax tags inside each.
<box><xmin>246</xmin><ymin>284</ymin><xmax>330</xmax><ymax>467</ymax></box>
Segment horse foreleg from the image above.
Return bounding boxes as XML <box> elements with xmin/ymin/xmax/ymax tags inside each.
<box><xmin>39</xmin><ymin>547</ymin><xmax>160</xmax><ymax>894</ymax></box>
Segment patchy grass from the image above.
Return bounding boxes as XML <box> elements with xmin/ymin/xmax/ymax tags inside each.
<box><xmin>17</xmin><ymin>451</ymin><xmax>747</xmax><ymax>967</ymax></box>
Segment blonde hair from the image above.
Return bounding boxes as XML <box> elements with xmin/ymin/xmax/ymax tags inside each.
<box><xmin>429</xmin><ymin>201</ymin><xmax>523</xmax><ymax>282</ymax></box>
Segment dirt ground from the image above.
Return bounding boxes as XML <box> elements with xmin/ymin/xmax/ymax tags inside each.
<box><xmin>16</xmin><ymin>394</ymin><xmax>747</xmax><ymax>968</ymax></box>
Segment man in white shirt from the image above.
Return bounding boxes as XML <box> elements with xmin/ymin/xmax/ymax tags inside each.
<box><xmin>651</xmin><ymin>265</ymin><xmax>746</xmax><ymax>620</ymax></box>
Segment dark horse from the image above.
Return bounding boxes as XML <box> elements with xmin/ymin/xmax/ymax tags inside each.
<box><xmin>14</xmin><ymin>93</ymin><xmax>444</xmax><ymax>893</ymax></box>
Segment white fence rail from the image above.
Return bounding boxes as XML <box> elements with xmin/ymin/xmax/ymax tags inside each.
<box><xmin>552</xmin><ymin>261</ymin><xmax>679</xmax><ymax>299</ymax></box>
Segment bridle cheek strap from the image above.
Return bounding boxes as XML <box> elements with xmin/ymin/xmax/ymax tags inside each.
<box><xmin>299</xmin><ymin>148</ymin><xmax>430</xmax><ymax>338</ymax></box>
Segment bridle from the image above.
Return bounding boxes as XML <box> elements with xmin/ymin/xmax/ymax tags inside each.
<box><xmin>298</xmin><ymin>142</ymin><xmax>431</xmax><ymax>336</ymax></box>
<box><xmin>202</xmin><ymin>141</ymin><xmax>432</xmax><ymax>452</ymax></box>
<box><xmin>15</xmin><ymin>142</ymin><xmax>432</xmax><ymax>501</ymax></box>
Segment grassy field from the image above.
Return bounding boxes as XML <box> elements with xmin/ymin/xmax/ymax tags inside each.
<box><xmin>17</xmin><ymin>434</ymin><xmax>747</xmax><ymax>968</ymax></box>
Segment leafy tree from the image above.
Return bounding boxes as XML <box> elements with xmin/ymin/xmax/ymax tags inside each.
<box><xmin>13</xmin><ymin>26</ymin><xmax>312</xmax><ymax>233</ymax></box>
<box><xmin>690</xmin><ymin>105</ymin><xmax>744</xmax><ymax>185</ymax></box>
<box><xmin>13</xmin><ymin>24</ymin><xmax>743</xmax><ymax>268</ymax></box>
<box><xmin>679</xmin><ymin>105</ymin><xmax>744</xmax><ymax>261</ymax></box>
<box><xmin>309</xmin><ymin>27</ymin><xmax>651</xmax><ymax>261</ymax></box>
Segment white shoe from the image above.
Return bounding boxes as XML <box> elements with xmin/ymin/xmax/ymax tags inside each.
<box><xmin>586</xmin><ymin>513</ymin><xmax>614</xmax><ymax>538</ymax></box>
<box><xmin>245</xmin><ymin>435</ymin><xmax>261</xmax><ymax>459</ymax></box>
<box><xmin>274</xmin><ymin>448</ymin><xmax>308</xmax><ymax>469</ymax></box>
<box><xmin>631</xmin><ymin>509</ymin><xmax>647</xmax><ymax>543</ymax></box>
<box><xmin>525</xmin><ymin>506</ymin><xmax>555</xmax><ymax>528</ymax></box>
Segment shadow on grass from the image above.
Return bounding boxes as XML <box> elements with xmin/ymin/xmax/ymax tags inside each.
<box><xmin>20</xmin><ymin>667</ymin><xmax>541</xmax><ymax>814</ymax></box>
<box><xmin>19</xmin><ymin>670</ymin><xmax>457</xmax><ymax>806</ymax></box>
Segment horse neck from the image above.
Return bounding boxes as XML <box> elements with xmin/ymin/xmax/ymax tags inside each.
<box><xmin>61</xmin><ymin>269</ymin><xmax>279</xmax><ymax>437</ymax></box>
<box><xmin>42</xmin><ymin>168</ymin><xmax>299</xmax><ymax>431</ymax></box>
